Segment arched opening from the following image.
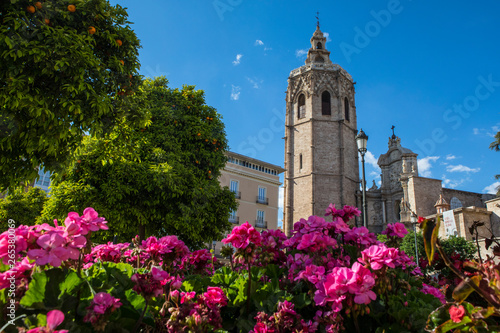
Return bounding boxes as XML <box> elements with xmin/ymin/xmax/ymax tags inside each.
<box><xmin>450</xmin><ymin>197</ymin><xmax>462</xmax><ymax>210</ymax></box>
<box><xmin>321</xmin><ymin>91</ymin><xmax>331</xmax><ymax>115</ymax></box>
<box><xmin>344</xmin><ymin>97</ymin><xmax>350</xmax><ymax>121</ymax></box>
<box><xmin>316</xmin><ymin>42</ymin><xmax>322</xmax><ymax>49</ymax></box>
<box><xmin>299</xmin><ymin>153</ymin><xmax>303</xmax><ymax>170</ymax></box>
<box><xmin>298</xmin><ymin>94</ymin><xmax>305</xmax><ymax>119</ymax></box>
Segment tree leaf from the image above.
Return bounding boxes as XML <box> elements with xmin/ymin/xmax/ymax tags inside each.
<box><xmin>452</xmin><ymin>275</ymin><xmax>481</xmax><ymax>303</ymax></box>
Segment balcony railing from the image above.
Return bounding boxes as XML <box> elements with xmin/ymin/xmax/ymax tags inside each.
<box><xmin>256</xmin><ymin>196</ymin><xmax>268</xmax><ymax>205</ymax></box>
<box><xmin>255</xmin><ymin>220</ymin><xmax>267</xmax><ymax>228</ymax></box>
<box><xmin>232</xmin><ymin>191</ymin><xmax>241</xmax><ymax>199</ymax></box>
<box><xmin>229</xmin><ymin>216</ymin><xmax>240</xmax><ymax>224</ymax></box>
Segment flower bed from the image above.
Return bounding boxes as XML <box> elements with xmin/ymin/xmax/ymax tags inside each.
<box><xmin>1</xmin><ymin>205</ymin><xmax>453</xmax><ymax>332</ymax></box>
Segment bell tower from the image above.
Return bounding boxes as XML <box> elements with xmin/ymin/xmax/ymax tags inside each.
<box><xmin>283</xmin><ymin>25</ymin><xmax>359</xmax><ymax>235</ymax></box>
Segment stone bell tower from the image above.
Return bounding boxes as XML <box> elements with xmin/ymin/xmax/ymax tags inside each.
<box><xmin>283</xmin><ymin>25</ymin><xmax>359</xmax><ymax>236</ymax></box>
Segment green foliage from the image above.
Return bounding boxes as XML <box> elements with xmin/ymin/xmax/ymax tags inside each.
<box><xmin>0</xmin><ymin>0</ymin><xmax>145</xmax><ymax>191</ymax></box>
<box><xmin>40</xmin><ymin>77</ymin><xmax>238</xmax><ymax>248</ymax></box>
<box><xmin>0</xmin><ymin>186</ymin><xmax>47</xmax><ymax>227</ymax></box>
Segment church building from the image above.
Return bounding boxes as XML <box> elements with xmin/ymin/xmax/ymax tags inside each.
<box><xmin>283</xmin><ymin>25</ymin><xmax>499</xmax><ymax>246</ymax></box>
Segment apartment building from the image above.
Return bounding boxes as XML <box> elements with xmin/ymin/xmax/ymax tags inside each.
<box><xmin>214</xmin><ymin>151</ymin><xmax>285</xmax><ymax>253</ymax></box>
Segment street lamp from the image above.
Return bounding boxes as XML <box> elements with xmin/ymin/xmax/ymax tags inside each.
<box><xmin>356</xmin><ymin>129</ymin><xmax>368</xmax><ymax>228</ymax></box>
<box><xmin>411</xmin><ymin>213</ymin><xmax>419</xmax><ymax>267</ymax></box>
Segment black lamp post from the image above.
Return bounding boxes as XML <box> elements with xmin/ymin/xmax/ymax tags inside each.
<box><xmin>411</xmin><ymin>213</ymin><xmax>419</xmax><ymax>266</ymax></box>
<box><xmin>356</xmin><ymin>129</ymin><xmax>368</xmax><ymax>228</ymax></box>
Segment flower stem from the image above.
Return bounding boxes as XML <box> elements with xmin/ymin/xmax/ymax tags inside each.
<box><xmin>246</xmin><ymin>261</ymin><xmax>252</xmax><ymax>313</ymax></box>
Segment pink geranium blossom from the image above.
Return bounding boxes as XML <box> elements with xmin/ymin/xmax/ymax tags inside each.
<box><xmin>0</xmin><ymin>257</ymin><xmax>34</xmax><ymax>289</ymax></box>
<box><xmin>449</xmin><ymin>305</ymin><xmax>466</xmax><ymax>323</ymax></box>
<box><xmin>345</xmin><ymin>227</ymin><xmax>377</xmax><ymax>247</ymax></box>
<box><xmin>81</xmin><ymin>208</ymin><xmax>108</xmax><ymax>233</ymax></box>
<box><xmin>27</xmin><ymin>231</ymin><xmax>72</xmax><ymax>267</ymax></box>
<box><xmin>83</xmin><ymin>292</ymin><xmax>122</xmax><ymax>327</ymax></box>
<box><xmin>349</xmin><ymin>262</ymin><xmax>377</xmax><ymax>304</ymax></box>
<box><xmin>382</xmin><ymin>222</ymin><xmax>409</xmax><ymax>238</ymax></box>
<box><xmin>27</xmin><ymin>310</ymin><xmax>68</xmax><ymax>333</ymax></box>
<box><xmin>359</xmin><ymin>244</ymin><xmax>396</xmax><ymax>270</ymax></box>
<box><xmin>222</xmin><ymin>222</ymin><xmax>262</xmax><ymax>249</ymax></box>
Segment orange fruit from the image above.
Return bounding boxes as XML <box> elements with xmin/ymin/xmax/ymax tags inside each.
<box><xmin>197</xmin><ymin>133</ymin><xmax>201</xmax><ymax>136</ymax></box>
<box><xmin>88</xmin><ymin>26</ymin><xmax>96</xmax><ymax>34</ymax></box>
<box><xmin>67</xmin><ymin>4</ymin><xmax>76</xmax><ymax>12</ymax></box>
<box><xmin>119</xmin><ymin>60</ymin><xmax>124</xmax><ymax>66</ymax></box>
<box><xmin>44</xmin><ymin>18</ymin><xmax>50</xmax><ymax>25</ymax></box>
<box><xmin>26</xmin><ymin>5</ymin><xmax>36</xmax><ymax>13</ymax></box>
<box><xmin>77</xmin><ymin>160</ymin><xmax>81</xmax><ymax>163</ymax></box>
<box><xmin>116</xmin><ymin>39</ymin><xmax>122</xmax><ymax>46</ymax></box>
<box><xmin>35</xmin><ymin>2</ymin><xmax>42</xmax><ymax>9</ymax></box>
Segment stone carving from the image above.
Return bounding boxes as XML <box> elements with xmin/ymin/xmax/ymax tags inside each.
<box><xmin>312</xmin><ymin>71</ymin><xmax>339</xmax><ymax>96</ymax></box>
<box><xmin>288</xmin><ymin>72</ymin><xmax>313</xmax><ymax>101</ymax></box>
<box><xmin>372</xmin><ymin>201</ymin><xmax>383</xmax><ymax>225</ymax></box>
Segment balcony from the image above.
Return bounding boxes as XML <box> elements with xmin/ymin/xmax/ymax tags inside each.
<box><xmin>255</xmin><ymin>220</ymin><xmax>267</xmax><ymax>228</ymax></box>
<box><xmin>256</xmin><ymin>196</ymin><xmax>268</xmax><ymax>205</ymax></box>
<box><xmin>232</xmin><ymin>191</ymin><xmax>241</xmax><ymax>199</ymax></box>
<box><xmin>229</xmin><ymin>216</ymin><xmax>239</xmax><ymax>224</ymax></box>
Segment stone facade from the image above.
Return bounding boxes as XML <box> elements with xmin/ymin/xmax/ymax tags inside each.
<box><xmin>283</xmin><ymin>26</ymin><xmax>359</xmax><ymax>236</ymax></box>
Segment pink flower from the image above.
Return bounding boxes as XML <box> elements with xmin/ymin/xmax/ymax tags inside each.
<box><xmin>0</xmin><ymin>227</ymin><xmax>29</xmax><ymax>264</ymax></box>
<box><xmin>381</xmin><ymin>222</ymin><xmax>408</xmax><ymax>238</ymax></box>
<box><xmin>83</xmin><ymin>292</ymin><xmax>122</xmax><ymax>326</ymax></box>
<box><xmin>421</xmin><ymin>283</ymin><xmax>446</xmax><ymax>304</ymax></box>
<box><xmin>325</xmin><ymin>204</ymin><xmax>360</xmax><ymax>222</ymax></box>
<box><xmin>222</xmin><ymin>222</ymin><xmax>262</xmax><ymax>249</ymax></box>
<box><xmin>27</xmin><ymin>231</ymin><xmax>71</xmax><ymax>267</ymax></box>
<box><xmin>349</xmin><ymin>263</ymin><xmax>377</xmax><ymax>304</ymax></box>
<box><xmin>449</xmin><ymin>305</ymin><xmax>465</xmax><ymax>323</ymax></box>
<box><xmin>297</xmin><ymin>265</ymin><xmax>326</xmax><ymax>285</ymax></box>
<box><xmin>131</xmin><ymin>273</ymin><xmax>163</xmax><ymax>299</ymax></box>
<box><xmin>0</xmin><ymin>257</ymin><xmax>34</xmax><ymax>289</ymax></box>
<box><xmin>27</xmin><ymin>310</ymin><xmax>68</xmax><ymax>333</ymax></box>
<box><xmin>79</xmin><ymin>208</ymin><xmax>108</xmax><ymax>234</ymax></box>
<box><xmin>359</xmin><ymin>244</ymin><xmax>396</xmax><ymax>270</ymax></box>
<box><xmin>202</xmin><ymin>287</ymin><xmax>228</xmax><ymax>308</ymax></box>
<box><xmin>314</xmin><ymin>267</ymin><xmax>353</xmax><ymax>311</ymax></box>
<box><xmin>345</xmin><ymin>227</ymin><xmax>377</xmax><ymax>247</ymax></box>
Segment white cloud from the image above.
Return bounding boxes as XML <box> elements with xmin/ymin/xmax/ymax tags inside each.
<box><xmin>483</xmin><ymin>181</ymin><xmax>500</xmax><ymax>194</ymax></box>
<box><xmin>295</xmin><ymin>49</ymin><xmax>308</xmax><ymax>58</ymax></box>
<box><xmin>255</xmin><ymin>40</ymin><xmax>264</xmax><ymax>46</ymax></box>
<box><xmin>446</xmin><ymin>164</ymin><xmax>480</xmax><ymax>173</ymax></box>
<box><xmin>230</xmin><ymin>85</ymin><xmax>241</xmax><ymax>100</ymax></box>
<box><xmin>473</xmin><ymin>123</ymin><xmax>500</xmax><ymax>137</ymax></box>
<box><xmin>323</xmin><ymin>32</ymin><xmax>332</xmax><ymax>42</ymax></box>
<box><xmin>232</xmin><ymin>54</ymin><xmax>243</xmax><ymax>66</ymax></box>
<box><xmin>442</xmin><ymin>176</ymin><xmax>468</xmax><ymax>189</ymax></box>
<box><xmin>364</xmin><ymin>151</ymin><xmax>381</xmax><ymax>171</ymax></box>
<box><xmin>264</xmin><ymin>47</ymin><xmax>272</xmax><ymax>51</ymax></box>
<box><xmin>446</xmin><ymin>154</ymin><xmax>456</xmax><ymax>160</ymax></box>
<box><xmin>418</xmin><ymin>156</ymin><xmax>440</xmax><ymax>177</ymax></box>
<box><xmin>246</xmin><ymin>77</ymin><xmax>262</xmax><ymax>89</ymax></box>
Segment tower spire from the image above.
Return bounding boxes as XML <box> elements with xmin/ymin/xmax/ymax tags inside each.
<box><xmin>316</xmin><ymin>11</ymin><xmax>320</xmax><ymax>29</ymax></box>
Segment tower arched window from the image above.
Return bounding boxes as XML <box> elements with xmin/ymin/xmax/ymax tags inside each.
<box><xmin>344</xmin><ymin>97</ymin><xmax>350</xmax><ymax>121</ymax></box>
<box><xmin>321</xmin><ymin>91</ymin><xmax>331</xmax><ymax>115</ymax></box>
<box><xmin>298</xmin><ymin>94</ymin><xmax>305</xmax><ymax>119</ymax></box>
<box><xmin>316</xmin><ymin>42</ymin><xmax>322</xmax><ymax>49</ymax></box>
<box><xmin>299</xmin><ymin>154</ymin><xmax>303</xmax><ymax>170</ymax></box>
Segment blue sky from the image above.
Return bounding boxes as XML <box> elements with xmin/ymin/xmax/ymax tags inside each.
<box><xmin>110</xmin><ymin>0</ymin><xmax>500</xmax><ymax>220</ymax></box>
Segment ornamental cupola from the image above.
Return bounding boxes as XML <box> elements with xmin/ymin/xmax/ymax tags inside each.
<box><xmin>305</xmin><ymin>25</ymin><xmax>333</xmax><ymax>66</ymax></box>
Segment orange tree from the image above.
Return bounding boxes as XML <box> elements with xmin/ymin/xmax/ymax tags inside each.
<box><xmin>0</xmin><ymin>0</ymin><xmax>144</xmax><ymax>191</ymax></box>
<box><xmin>40</xmin><ymin>77</ymin><xmax>238</xmax><ymax>248</ymax></box>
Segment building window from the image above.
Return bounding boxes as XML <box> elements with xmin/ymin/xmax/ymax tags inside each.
<box><xmin>229</xmin><ymin>210</ymin><xmax>239</xmax><ymax>224</ymax></box>
<box><xmin>322</xmin><ymin>91</ymin><xmax>331</xmax><ymax>115</ymax></box>
<box><xmin>257</xmin><ymin>187</ymin><xmax>268</xmax><ymax>205</ymax></box>
<box><xmin>256</xmin><ymin>210</ymin><xmax>266</xmax><ymax>228</ymax></box>
<box><xmin>316</xmin><ymin>42</ymin><xmax>322</xmax><ymax>49</ymax></box>
<box><xmin>230</xmin><ymin>180</ymin><xmax>240</xmax><ymax>199</ymax></box>
<box><xmin>344</xmin><ymin>97</ymin><xmax>350</xmax><ymax>121</ymax></box>
<box><xmin>450</xmin><ymin>197</ymin><xmax>462</xmax><ymax>210</ymax></box>
<box><xmin>299</xmin><ymin>154</ymin><xmax>303</xmax><ymax>170</ymax></box>
<box><xmin>298</xmin><ymin>94</ymin><xmax>305</xmax><ymax>119</ymax></box>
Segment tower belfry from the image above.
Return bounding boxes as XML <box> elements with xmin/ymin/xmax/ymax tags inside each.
<box><xmin>283</xmin><ymin>25</ymin><xmax>359</xmax><ymax>235</ymax></box>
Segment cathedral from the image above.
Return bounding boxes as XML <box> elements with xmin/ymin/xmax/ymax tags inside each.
<box><xmin>283</xmin><ymin>25</ymin><xmax>498</xmax><ymax>241</ymax></box>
